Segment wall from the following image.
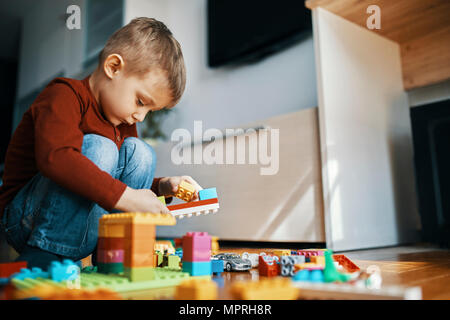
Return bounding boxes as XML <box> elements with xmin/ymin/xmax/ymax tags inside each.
<box><xmin>13</xmin><ymin>0</ymin><xmax>85</xmax><ymax>129</ymax></box>
<box><xmin>312</xmin><ymin>8</ymin><xmax>421</xmax><ymax>251</ymax></box>
<box><xmin>124</xmin><ymin>0</ymin><xmax>318</xmax><ymax>137</ymax></box>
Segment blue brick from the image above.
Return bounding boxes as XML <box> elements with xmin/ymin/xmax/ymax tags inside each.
<box><xmin>198</xmin><ymin>188</ymin><xmax>218</xmax><ymax>200</ymax></box>
<box><xmin>182</xmin><ymin>261</ymin><xmax>212</xmax><ymax>276</ymax></box>
<box><xmin>211</xmin><ymin>259</ymin><xmax>224</xmax><ymax>275</ymax></box>
<box><xmin>293</xmin><ymin>270</ymin><xmax>310</xmax><ymax>282</ymax></box>
<box><xmin>11</xmin><ymin>267</ymin><xmax>49</xmax><ymax>281</ymax></box>
<box><xmin>48</xmin><ymin>259</ymin><xmax>79</xmax><ymax>282</ymax></box>
<box><xmin>310</xmin><ymin>270</ymin><xmax>325</xmax><ymax>282</ymax></box>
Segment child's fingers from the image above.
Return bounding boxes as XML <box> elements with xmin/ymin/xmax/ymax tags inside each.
<box><xmin>182</xmin><ymin>176</ymin><xmax>203</xmax><ymax>191</ymax></box>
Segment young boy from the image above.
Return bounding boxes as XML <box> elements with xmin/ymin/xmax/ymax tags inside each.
<box><xmin>0</xmin><ymin>17</ymin><xmax>201</xmax><ymax>269</ymax></box>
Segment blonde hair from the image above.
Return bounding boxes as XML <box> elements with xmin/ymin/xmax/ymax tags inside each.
<box><xmin>99</xmin><ymin>17</ymin><xmax>186</xmax><ymax>107</ymax></box>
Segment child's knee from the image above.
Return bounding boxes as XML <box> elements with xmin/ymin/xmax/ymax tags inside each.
<box><xmin>122</xmin><ymin>137</ymin><xmax>156</xmax><ymax>169</ymax></box>
<box><xmin>81</xmin><ymin>134</ymin><xmax>119</xmax><ymax>173</ymax></box>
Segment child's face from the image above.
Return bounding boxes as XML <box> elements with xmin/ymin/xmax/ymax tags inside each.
<box><xmin>97</xmin><ymin>55</ymin><xmax>174</xmax><ymax>127</ymax></box>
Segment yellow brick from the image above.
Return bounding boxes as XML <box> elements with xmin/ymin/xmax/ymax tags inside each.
<box><xmin>310</xmin><ymin>256</ymin><xmax>325</xmax><ymax>265</ymax></box>
<box><xmin>98</xmin><ymin>223</ymin><xmax>125</xmax><ymax>238</ymax></box>
<box><xmin>230</xmin><ymin>277</ymin><xmax>299</xmax><ymax>300</ymax></box>
<box><xmin>294</xmin><ymin>262</ymin><xmax>322</xmax><ymax>272</ymax></box>
<box><xmin>99</xmin><ymin>212</ymin><xmax>176</xmax><ymax>226</ymax></box>
<box><xmin>273</xmin><ymin>250</ymin><xmax>291</xmax><ymax>257</ymax></box>
<box><xmin>211</xmin><ymin>236</ymin><xmax>219</xmax><ymax>255</ymax></box>
<box><xmin>175</xmin><ymin>278</ymin><xmax>218</xmax><ymax>300</ymax></box>
<box><xmin>175</xmin><ymin>181</ymin><xmax>196</xmax><ymax>202</ymax></box>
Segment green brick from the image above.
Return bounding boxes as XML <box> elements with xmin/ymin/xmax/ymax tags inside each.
<box><xmin>124</xmin><ymin>266</ymin><xmax>156</xmax><ymax>282</ymax></box>
<box><xmin>98</xmin><ymin>263</ymin><xmax>124</xmax><ymax>274</ymax></box>
<box><xmin>168</xmin><ymin>255</ymin><xmax>181</xmax><ymax>270</ymax></box>
<box><xmin>157</xmin><ymin>196</ymin><xmax>166</xmax><ymax>205</ymax></box>
<box><xmin>80</xmin><ymin>268</ymin><xmax>190</xmax><ymax>292</ymax></box>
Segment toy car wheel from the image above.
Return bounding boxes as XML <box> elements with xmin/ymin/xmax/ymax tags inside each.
<box><xmin>226</xmin><ymin>263</ymin><xmax>232</xmax><ymax>271</ymax></box>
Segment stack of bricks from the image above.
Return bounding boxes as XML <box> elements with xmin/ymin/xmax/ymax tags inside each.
<box><xmin>280</xmin><ymin>255</ymin><xmax>305</xmax><ymax>277</ymax></box>
<box><xmin>181</xmin><ymin>232</ymin><xmax>212</xmax><ymax>276</ymax></box>
<box><xmin>97</xmin><ymin>212</ymin><xmax>176</xmax><ymax>281</ymax></box>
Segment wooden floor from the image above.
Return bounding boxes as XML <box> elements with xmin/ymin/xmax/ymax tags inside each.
<box><xmin>119</xmin><ymin>243</ymin><xmax>450</xmax><ymax>300</ymax></box>
<box><xmin>196</xmin><ymin>243</ymin><xmax>450</xmax><ymax>300</ymax></box>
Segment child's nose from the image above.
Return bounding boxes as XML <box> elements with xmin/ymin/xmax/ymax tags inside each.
<box><xmin>133</xmin><ymin>112</ymin><xmax>146</xmax><ymax>122</ymax></box>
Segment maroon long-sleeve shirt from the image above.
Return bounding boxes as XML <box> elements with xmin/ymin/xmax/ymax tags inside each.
<box><xmin>0</xmin><ymin>76</ymin><xmax>161</xmax><ymax>219</ymax></box>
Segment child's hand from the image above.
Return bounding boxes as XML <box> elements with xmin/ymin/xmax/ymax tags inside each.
<box><xmin>158</xmin><ymin>176</ymin><xmax>203</xmax><ymax>201</ymax></box>
<box><xmin>115</xmin><ymin>187</ymin><xmax>171</xmax><ymax>214</ymax></box>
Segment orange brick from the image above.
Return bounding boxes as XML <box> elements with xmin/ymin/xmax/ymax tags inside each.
<box><xmin>125</xmin><ymin>224</ymin><xmax>155</xmax><ymax>240</ymax></box>
<box><xmin>124</xmin><ymin>238</ymin><xmax>155</xmax><ymax>267</ymax></box>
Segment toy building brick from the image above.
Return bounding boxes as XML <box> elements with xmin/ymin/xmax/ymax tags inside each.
<box><xmin>97</xmin><ymin>212</ymin><xmax>176</xmax><ymax>281</ymax></box>
<box><xmin>175</xmin><ymin>181</ymin><xmax>196</xmax><ymax>202</ymax></box>
<box><xmin>181</xmin><ymin>232</ymin><xmax>212</xmax><ymax>276</ymax></box>
<box><xmin>258</xmin><ymin>255</ymin><xmax>279</xmax><ymax>277</ymax></box>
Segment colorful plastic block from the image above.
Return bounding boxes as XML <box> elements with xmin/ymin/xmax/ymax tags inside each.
<box><xmin>294</xmin><ymin>262</ymin><xmax>324</xmax><ymax>271</ymax></box>
<box><xmin>175</xmin><ymin>180</ymin><xmax>196</xmax><ymax>202</ymax></box>
<box><xmin>11</xmin><ymin>267</ymin><xmax>49</xmax><ymax>281</ymax></box>
<box><xmin>258</xmin><ymin>255</ymin><xmax>280</xmax><ymax>277</ymax></box>
<box><xmin>97</xmin><ymin>237</ymin><xmax>124</xmax><ymax>250</ymax></box>
<box><xmin>98</xmin><ymin>223</ymin><xmax>125</xmax><ymax>238</ymax></box>
<box><xmin>157</xmin><ymin>196</ymin><xmax>166</xmax><ymax>205</ymax></box>
<box><xmin>125</xmin><ymin>223</ymin><xmax>156</xmax><ymax>240</ymax></box>
<box><xmin>332</xmin><ymin>254</ymin><xmax>360</xmax><ymax>273</ymax></box>
<box><xmin>198</xmin><ymin>188</ymin><xmax>218</xmax><ymax>201</ymax></box>
<box><xmin>230</xmin><ymin>277</ymin><xmax>299</xmax><ymax>300</ymax></box>
<box><xmin>48</xmin><ymin>260</ymin><xmax>79</xmax><ymax>282</ymax></box>
<box><xmin>97</xmin><ymin>262</ymin><xmax>124</xmax><ymax>274</ymax></box>
<box><xmin>175</xmin><ymin>248</ymin><xmax>183</xmax><ymax>259</ymax></box>
<box><xmin>124</xmin><ymin>266</ymin><xmax>156</xmax><ymax>281</ymax></box>
<box><xmin>296</xmin><ymin>249</ymin><xmax>326</xmax><ymax>257</ymax></box>
<box><xmin>310</xmin><ymin>255</ymin><xmax>325</xmax><ymax>266</ymax></box>
<box><xmin>211</xmin><ymin>236</ymin><xmax>220</xmax><ymax>255</ymax></box>
<box><xmin>167</xmin><ymin>255</ymin><xmax>181</xmax><ymax>270</ymax></box>
<box><xmin>124</xmin><ymin>239</ymin><xmax>154</xmax><ymax>268</ymax></box>
<box><xmin>14</xmin><ymin>268</ymin><xmax>190</xmax><ymax>294</ymax></box>
<box><xmin>242</xmin><ymin>252</ymin><xmax>266</xmax><ymax>268</ymax></box>
<box><xmin>292</xmin><ymin>269</ymin><xmax>325</xmax><ymax>283</ymax></box>
<box><xmin>280</xmin><ymin>255</ymin><xmax>305</xmax><ymax>277</ymax></box>
<box><xmin>12</xmin><ymin>282</ymin><xmax>122</xmax><ymax>300</ymax></box>
<box><xmin>182</xmin><ymin>261</ymin><xmax>212</xmax><ymax>276</ymax></box>
<box><xmin>273</xmin><ymin>250</ymin><xmax>291</xmax><ymax>257</ymax></box>
<box><xmin>211</xmin><ymin>259</ymin><xmax>224</xmax><ymax>275</ymax></box>
<box><xmin>323</xmin><ymin>250</ymin><xmax>351</xmax><ymax>283</ymax></box>
<box><xmin>97</xmin><ymin>249</ymin><xmax>124</xmax><ymax>263</ymax></box>
<box><xmin>182</xmin><ymin>232</ymin><xmax>211</xmax><ymax>262</ymax></box>
<box><xmin>175</xmin><ymin>278</ymin><xmax>218</xmax><ymax>300</ymax></box>
<box><xmin>168</xmin><ymin>198</ymin><xmax>219</xmax><ymax>219</ymax></box>
<box><xmin>99</xmin><ymin>212</ymin><xmax>176</xmax><ymax>227</ymax></box>
<box><xmin>293</xmin><ymin>269</ymin><xmax>310</xmax><ymax>281</ymax></box>
<box><xmin>154</xmin><ymin>251</ymin><xmax>163</xmax><ymax>266</ymax></box>
<box><xmin>155</xmin><ymin>240</ymin><xmax>175</xmax><ymax>254</ymax></box>
<box><xmin>0</xmin><ymin>261</ymin><xmax>28</xmax><ymax>278</ymax></box>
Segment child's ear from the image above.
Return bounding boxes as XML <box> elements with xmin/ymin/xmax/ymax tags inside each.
<box><xmin>104</xmin><ymin>54</ymin><xmax>125</xmax><ymax>79</ymax></box>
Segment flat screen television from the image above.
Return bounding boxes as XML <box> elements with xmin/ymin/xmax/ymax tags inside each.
<box><xmin>207</xmin><ymin>0</ymin><xmax>312</xmax><ymax>68</ymax></box>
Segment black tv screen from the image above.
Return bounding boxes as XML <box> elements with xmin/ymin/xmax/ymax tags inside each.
<box><xmin>207</xmin><ymin>0</ymin><xmax>312</xmax><ymax>68</ymax></box>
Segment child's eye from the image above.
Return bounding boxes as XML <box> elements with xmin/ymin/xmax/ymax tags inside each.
<box><xmin>137</xmin><ymin>99</ymin><xmax>144</xmax><ymax>106</ymax></box>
